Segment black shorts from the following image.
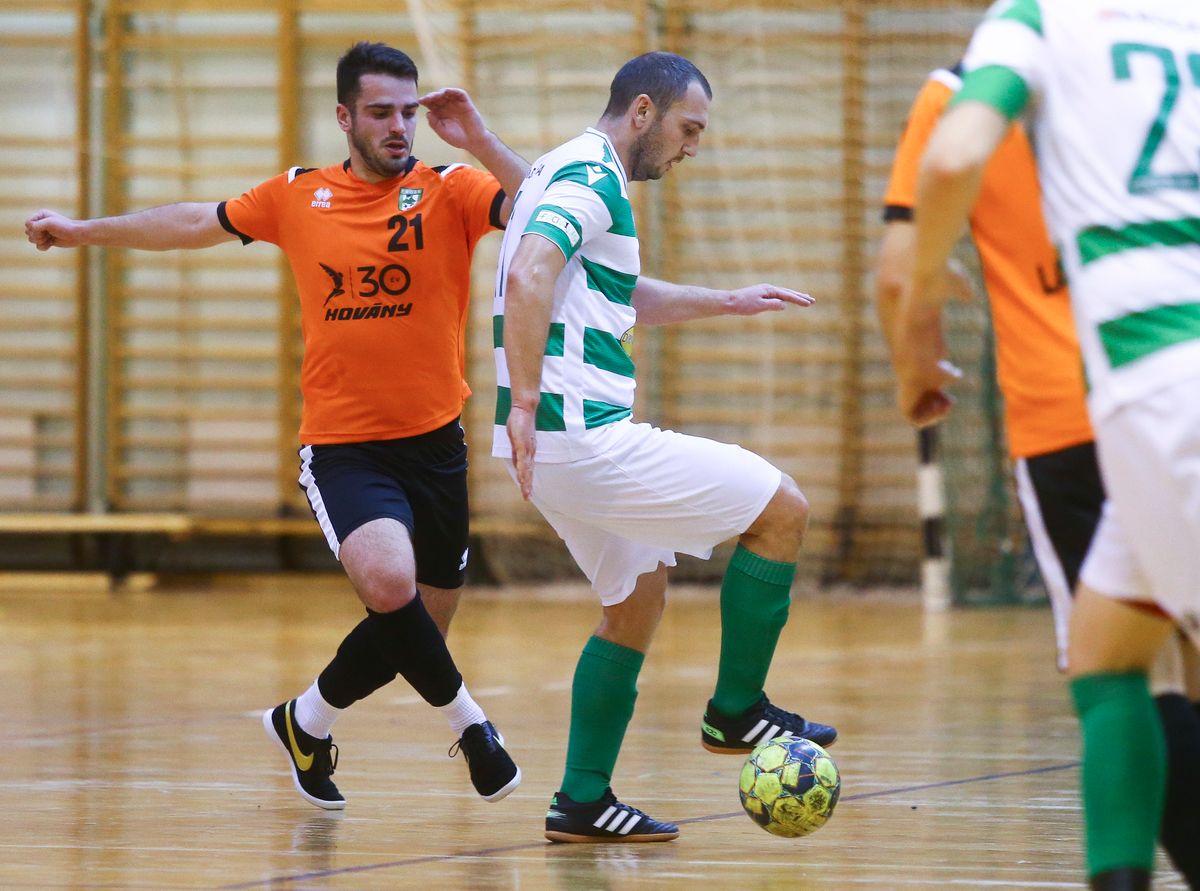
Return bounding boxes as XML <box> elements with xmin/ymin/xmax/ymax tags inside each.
<box><xmin>297</xmin><ymin>418</ymin><xmax>469</xmax><ymax>589</ymax></box>
<box><xmin>1017</xmin><ymin>440</ymin><xmax>1106</xmax><ymax>594</ymax></box>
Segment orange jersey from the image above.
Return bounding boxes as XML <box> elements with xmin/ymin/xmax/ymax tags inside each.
<box><xmin>883</xmin><ymin>69</ymin><xmax>1093</xmax><ymax>459</ymax></box>
<box><xmin>220</xmin><ymin>158</ymin><xmax>503</xmax><ymax>444</ymax></box>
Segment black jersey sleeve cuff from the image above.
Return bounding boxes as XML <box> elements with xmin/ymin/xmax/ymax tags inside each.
<box><xmin>883</xmin><ymin>204</ymin><xmax>914</xmax><ymax>223</ymax></box>
<box><xmin>217</xmin><ymin>201</ymin><xmax>254</xmax><ymax>245</ymax></box>
<box><xmin>489</xmin><ymin>189</ymin><xmax>507</xmax><ymax>230</ymax></box>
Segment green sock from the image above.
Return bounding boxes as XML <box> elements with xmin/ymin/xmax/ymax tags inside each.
<box><xmin>560</xmin><ymin>635</ymin><xmax>644</xmax><ymax>803</ymax></box>
<box><xmin>1070</xmin><ymin>671</ymin><xmax>1165</xmax><ymax>878</ymax></box>
<box><xmin>710</xmin><ymin>545</ymin><xmax>795</xmax><ymax>717</ymax></box>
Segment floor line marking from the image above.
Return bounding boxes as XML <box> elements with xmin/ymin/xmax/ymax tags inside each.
<box><xmin>216</xmin><ymin>761</ymin><xmax>1080</xmax><ymax>889</ymax></box>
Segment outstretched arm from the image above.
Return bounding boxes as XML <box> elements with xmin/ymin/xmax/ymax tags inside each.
<box><xmin>630</xmin><ymin>277</ymin><xmax>814</xmax><ymax>326</ymax></box>
<box><xmin>25</xmin><ymin>202</ymin><xmax>233</xmax><ymax>252</ymax></box>
<box><xmin>419</xmin><ymin>87</ymin><xmax>529</xmax><ymax>223</ymax></box>
<box><xmin>503</xmin><ymin>234</ymin><xmax>567</xmax><ymax>500</ymax></box>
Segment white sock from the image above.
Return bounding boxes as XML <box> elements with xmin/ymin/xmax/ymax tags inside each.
<box><xmin>293</xmin><ymin>681</ymin><xmax>342</xmax><ymax>740</ymax></box>
<box><xmin>439</xmin><ymin>684</ymin><xmax>487</xmax><ymax>737</ymax></box>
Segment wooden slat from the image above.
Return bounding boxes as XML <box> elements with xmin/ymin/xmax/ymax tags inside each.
<box><xmin>119</xmin><ymin>134</ymin><xmax>277</xmax><ymax>149</ymax></box>
<box><xmin>116</xmin><ymin>405</ymin><xmax>279</xmax><ymax>421</ymax></box>
<box><xmin>114</xmin><ymin>161</ymin><xmax>279</xmax><ymax>178</ymax></box>
<box><xmin>114</xmin><ymin>344</ymin><xmax>277</xmax><ymax>361</ymax></box>
<box><xmin>119</xmin><ymin>34</ymin><xmax>278</xmax><ymax>50</ymax></box>
<box><xmin>118</xmin><ymin>375</ymin><xmax>279</xmax><ymax>390</ymax></box>
<box><xmin>116</xmin><ymin>317</ymin><xmax>277</xmax><ymax>333</ymax></box>
<box><xmin>0</xmin><ymin>343</ymin><xmax>76</xmax><ymax>358</ymax></box>
<box><xmin>111</xmin><ymin>465</ymin><xmax>275</xmax><ymax>481</ymax></box>
<box><xmin>0</xmin><ymin>512</ymin><xmax>191</xmax><ymax>533</ymax></box>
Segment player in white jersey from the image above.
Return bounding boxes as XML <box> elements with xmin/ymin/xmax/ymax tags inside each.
<box><xmin>494</xmin><ymin>52</ymin><xmax>837</xmax><ymax>843</ymax></box>
<box><xmin>890</xmin><ymin>1</ymin><xmax>1200</xmax><ymax>888</ymax></box>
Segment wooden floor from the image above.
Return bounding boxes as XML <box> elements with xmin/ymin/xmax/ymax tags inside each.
<box><xmin>0</xmin><ymin>574</ymin><xmax>1187</xmax><ymax>890</ymax></box>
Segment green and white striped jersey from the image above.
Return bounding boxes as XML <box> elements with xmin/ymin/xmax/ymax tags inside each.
<box><xmin>492</xmin><ymin>128</ymin><xmax>640</xmax><ymax>462</ymax></box>
<box><xmin>960</xmin><ymin>0</ymin><xmax>1200</xmax><ymax>420</ymax></box>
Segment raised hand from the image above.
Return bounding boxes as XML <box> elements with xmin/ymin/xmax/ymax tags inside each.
<box><xmin>418</xmin><ymin>87</ymin><xmax>487</xmax><ymax>151</ymax></box>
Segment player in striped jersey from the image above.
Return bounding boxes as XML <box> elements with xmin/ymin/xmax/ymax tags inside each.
<box><xmin>891</xmin><ymin>2</ymin><xmax>1200</xmax><ymax>888</ymax></box>
<box><xmin>495</xmin><ymin>51</ymin><xmax>835</xmax><ymax>843</ymax></box>
<box><xmin>880</xmin><ymin>61</ymin><xmax>1200</xmax><ymax>890</ymax></box>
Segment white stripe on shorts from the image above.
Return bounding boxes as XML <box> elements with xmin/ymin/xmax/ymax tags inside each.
<box><xmin>298</xmin><ymin>445</ymin><xmax>341</xmax><ymax>560</ymax></box>
<box><xmin>1014</xmin><ymin>458</ymin><xmax>1073</xmax><ymax>671</ymax></box>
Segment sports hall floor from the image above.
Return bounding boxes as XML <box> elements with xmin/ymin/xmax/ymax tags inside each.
<box><xmin>0</xmin><ymin>574</ymin><xmax>1188</xmax><ymax>889</ymax></box>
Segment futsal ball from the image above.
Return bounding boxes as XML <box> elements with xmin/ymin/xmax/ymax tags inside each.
<box><xmin>739</xmin><ymin>736</ymin><xmax>840</xmax><ymax>837</ymax></box>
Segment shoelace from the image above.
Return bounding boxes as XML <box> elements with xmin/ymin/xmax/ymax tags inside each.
<box><xmin>615</xmin><ymin>803</ymin><xmax>650</xmax><ymax>820</ymax></box>
<box><xmin>762</xmin><ymin>701</ymin><xmax>805</xmax><ymax>726</ymax></box>
<box><xmin>312</xmin><ymin>741</ymin><xmax>339</xmax><ymax>775</ymax></box>
<box><xmin>447</xmin><ymin>725</ymin><xmax>499</xmax><ymax>760</ymax></box>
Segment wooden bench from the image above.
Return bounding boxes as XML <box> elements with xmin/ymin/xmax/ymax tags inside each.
<box><xmin>0</xmin><ymin>513</ymin><xmax>556</xmax><ymax>587</ymax></box>
<box><xmin>0</xmin><ymin>512</ymin><xmax>321</xmax><ymax>584</ymax></box>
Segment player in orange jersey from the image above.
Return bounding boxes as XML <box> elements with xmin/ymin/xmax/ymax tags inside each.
<box><xmin>879</xmin><ymin>64</ymin><xmax>1092</xmax><ymax>658</ymax></box>
<box><xmin>26</xmin><ymin>42</ymin><xmax>529</xmax><ymax>811</ymax></box>
<box><xmin>876</xmin><ymin>65</ymin><xmax>1200</xmax><ymax>887</ymax></box>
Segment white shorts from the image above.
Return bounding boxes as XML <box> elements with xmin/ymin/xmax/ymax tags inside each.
<box><xmin>509</xmin><ymin>420</ymin><xmax>783</xmax><ymax>606</ymax></box>
<box><xmin>1080</xmin><ymin>378</ymin><xmax>1200</xmax><ymax>632</ymax></box>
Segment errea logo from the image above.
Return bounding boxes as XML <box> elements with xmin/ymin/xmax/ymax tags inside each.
<box><xmin>312</xmin><ymin>187</ymin><xmax>333</xmax><ymax>209</ymax></box>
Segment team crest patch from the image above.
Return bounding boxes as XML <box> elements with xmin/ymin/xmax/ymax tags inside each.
<box><xmin>398</xmin><ymin>188</ymin><xmax>423</xmax><ymax>211</ymax></box>
<box><xmin>620</xmin><ymin>327</ymin><xmax>635</xmax><ymax>358</ymax></box>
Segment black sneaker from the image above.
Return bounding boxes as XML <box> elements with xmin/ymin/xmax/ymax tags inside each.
<box><xmin>448</xmin><ymin>720</ymin><xmax>521</xmax><ymax>802</ymax></box>
<box><xmin>701</xmin><ymin>693</ymin><xmax>837</xmax><ymax>753</ymax></box>
<box><xmin>262</xmin><ymin>700</ymin><xmax>345</xmax><ymax>810</ymax></box>
<box><xmin>545</xmin><ymin>788</ymin><xmax>679</xmax><ymax>843</ymax></box>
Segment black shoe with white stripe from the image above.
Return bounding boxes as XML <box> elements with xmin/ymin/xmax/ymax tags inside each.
<box><xmin>701</xmin><ymin>693</ymin><xmax>837</xmax><ymax>753</ymax></box>
<box><xmin>544</xmin><ymin>788</ymin><xmax>679</xmax><ymax>843</ymax></box>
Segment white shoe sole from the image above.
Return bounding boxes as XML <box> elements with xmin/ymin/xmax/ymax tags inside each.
<box><xmin>262</xmin><ymin>708</ymin><xmax>346</xmax><ymax>811</ymax></box>
<box><xmin>481</xmin><ymin>765</ymin><xmax>522</xmax><ymax>803</ymax></box>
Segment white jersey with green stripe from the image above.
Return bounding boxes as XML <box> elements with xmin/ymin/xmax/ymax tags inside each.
<box><xmin>961</xmin><ymin>0</ymin><xmax>1200</xmax><ymax>420</ymax></box>
<box><xmin>492</xmin><ymin>128</ymin><xmax>640</xmax><ymax>462</ymax></box>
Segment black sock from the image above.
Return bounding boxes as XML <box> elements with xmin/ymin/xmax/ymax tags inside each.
<box><xmin>317</xmin><ymin>615</ymin><xmax>398</xmax><ymax>709</ymax></box>
<box><xmin>362</xmin><ymin>594</ymin><xmax>463</xmax><ymax>707</ymax></box>
<box><xmin>1155</xmin><ymin>692</ymin><xmax>1200</xmax><ymax>888</ymax></box>
<box><xmin>316</xmin><ymin>593</ymin><xmax>464</xmax><ymax>710</ymax></box>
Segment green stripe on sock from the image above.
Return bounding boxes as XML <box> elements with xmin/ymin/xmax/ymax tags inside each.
<box><xmin>1070</xmin><ymin>671</ymin><xmax>1164</xmax><ymax>877</ymax></box>
<box><xmin>711</xmin><ymin>546</ymin><xmax>796</xmax><ymax>716</ymax></box>
<box><xmin>561</xmin><ymin>635</ymin><xmax>644</xmax><ymax>804</ymax></box>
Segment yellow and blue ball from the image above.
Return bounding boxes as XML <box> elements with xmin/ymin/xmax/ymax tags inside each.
<box><xmin>739</xmin><ymin>736</ymin><xmax>840</xmax><ymax>837</ymax></box>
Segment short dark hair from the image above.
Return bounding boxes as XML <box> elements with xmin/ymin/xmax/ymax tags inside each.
<box><xmin>601</xmin><ymin>52</ymin><xmax>712</xmax><ymax>119</ymax></box>
<box><xmin>336</xmin><ymin>42</ymin><xmax>419</xmax><ymax>107</ymax></box>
